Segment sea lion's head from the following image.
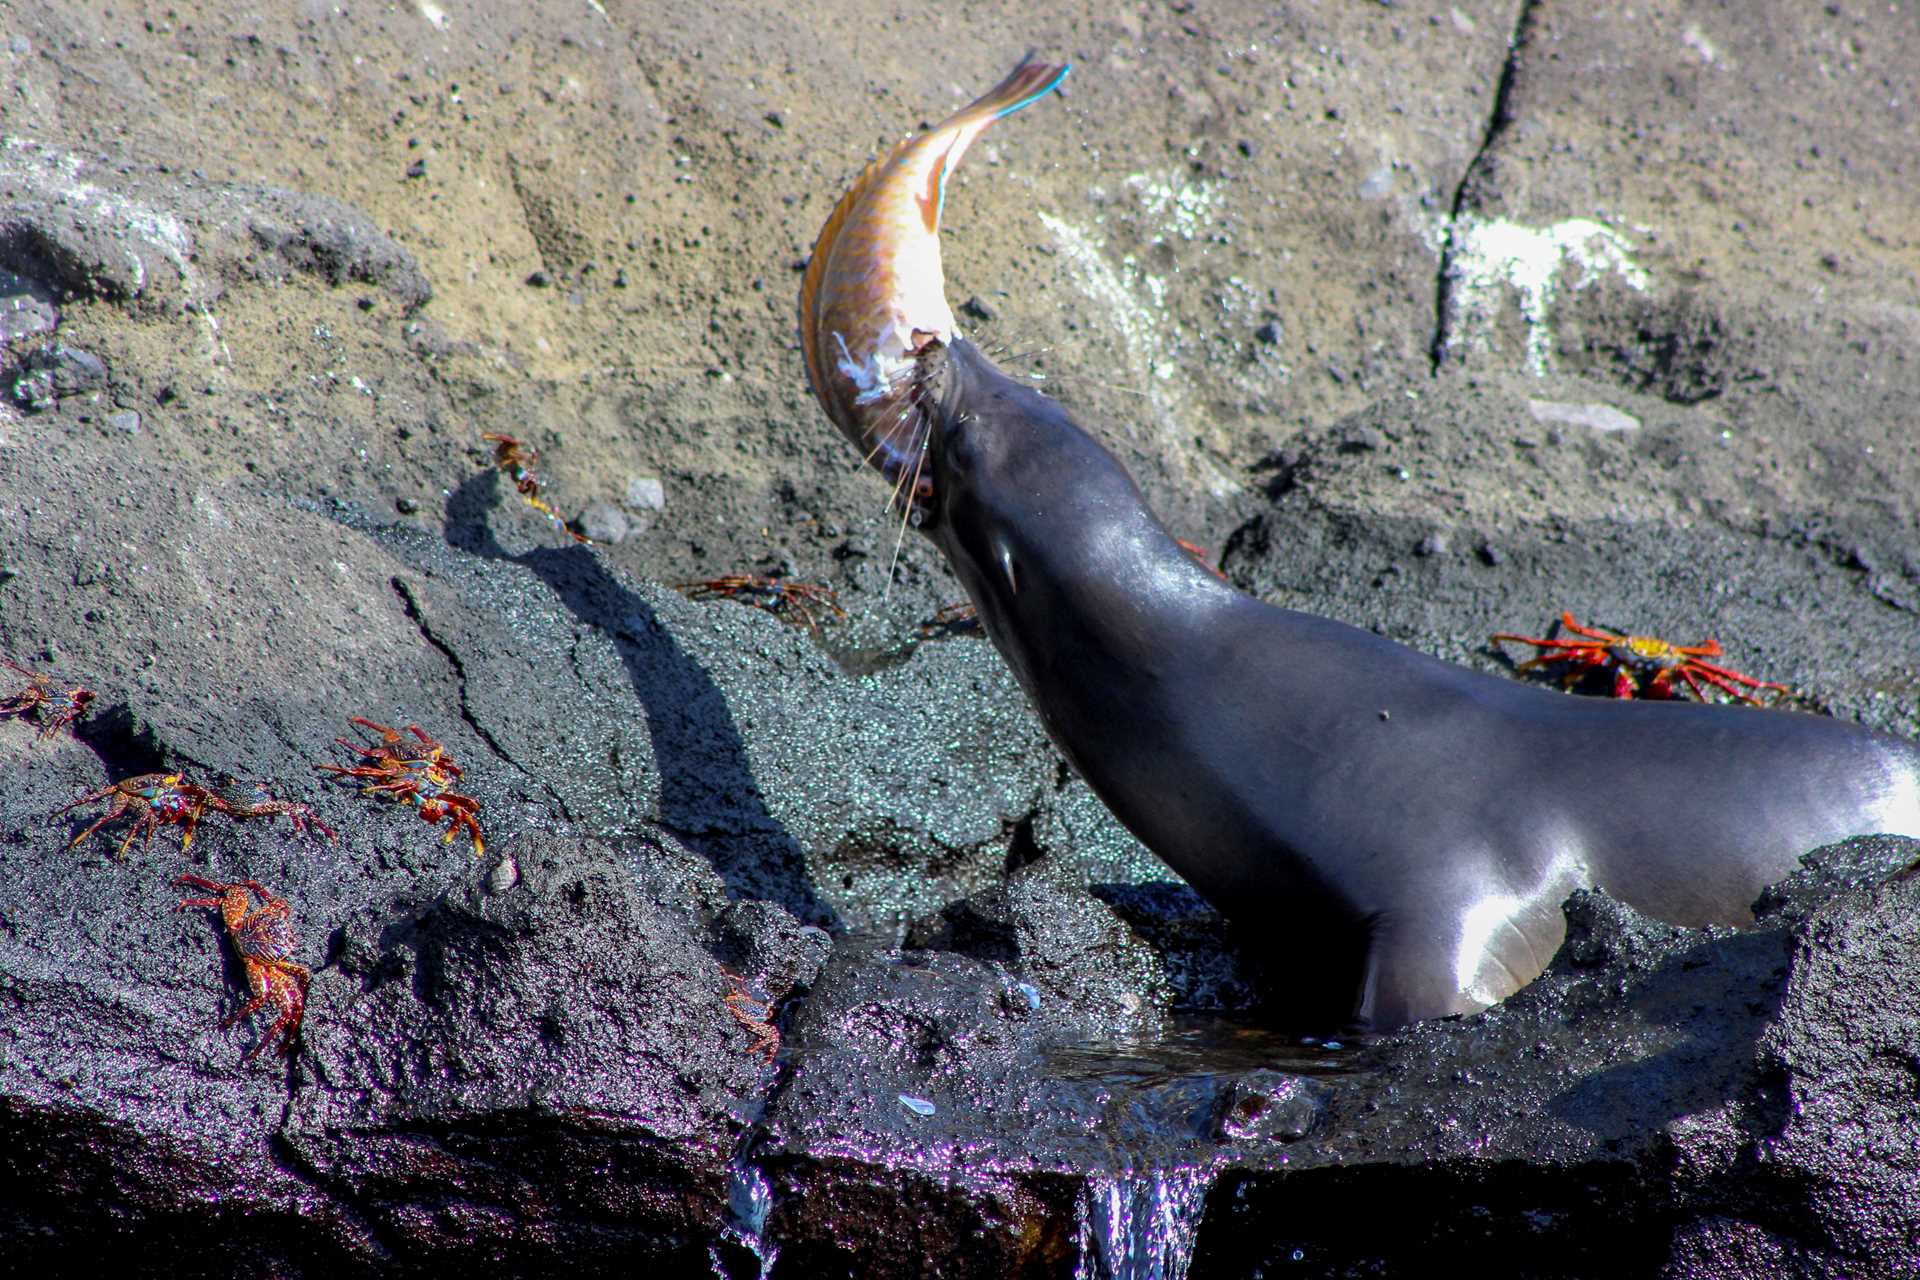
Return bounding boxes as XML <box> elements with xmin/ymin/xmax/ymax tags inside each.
<box><xmin>914</xmin><ymin>338</ymin><xmax>1213</xmax><ymax>670</ymax></box>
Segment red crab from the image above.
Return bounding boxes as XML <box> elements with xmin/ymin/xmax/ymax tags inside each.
<box><xmin>53</xmin><ymin>772</ymin><xmax>214</xmax><ymax>855</ymax></box>
<box><xmin>678</xmin><ymin>574</ymin><xmax>847</xmax><ymax>632</ymax></box>
<box><xmin>1</xmin><ymin>657</ymin><xmax>95</xmax><ymax>739</ymax></box>
<box><xmin>174</xmin><ymin>874</ymin><xmax>311</xmax><ymax>1060</ymax></box>
<box><xmin>1174</xmin><ymin>537</ymin><xmax>1229</xmax><ymax>582</ymax></box>
<box><xmin>315</xmin><ymin>716</ymin><xmax>485</xmax><ymax>855</ymax></box>
<box><xmin>720</xmin><ymin>967</ymin><xmax>780</xmax><ymax>1065</ymax></box>
<box><xmin>915</xmin><ymin>600</ymin><xmax>984</xmax><ymax>640</ymax></box>
<box><xmin>1490</xmin><ymin>611</ymin><xmax>1791</xmax><ymax>705</ymax></box>
<box><xmin>483</xmin><ymin>432</ymin><xmax>592</xmax><ymax>544</ymax></box>
<box><xmin>199</xmin><ymin>780</ymin><xmax>338</xmax><ymax>843</ymax></box>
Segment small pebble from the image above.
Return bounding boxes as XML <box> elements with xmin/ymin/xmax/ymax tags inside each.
<box><xmin>106</xmin><ymin>410</ymin><xmax>141</xmax><ymax>434</ymax></box>
<box><xmin>898</xmin><ymin>1094</ymin><xmax>936</xmax><ymax>1117</ymax></box>
<box><xmin>1526</xmin><ymin>398</ymin><xmax>1639</xmax><ymax>434</ymax></box>
<box><xmin>486</xmin><ymin>855</ymin><xmax>521</xmax><ymax>894</ymax></box>
<box><xmin>405</xmin><ymin>158</ymin><xmax>427</xmax><ymax>179</ymax></box>
<box><xmin>576</xmin><ymin>501</ymin><xmax>629</xmax><ymax>544</ymax></box>
<box><xmin>52</xmin><ymin>344</ymin><xmax>109</xmax><ymax>392</ymax></box>
<box><xmin>1254</xmin><ymin>321</ymin><xmax>1282</xmax><ymax>345</ymax></box>
<box><xmin>1336</xmin><ymin>425</ymin><xmax>1384</xmax><ymax>453</ymax></box>
<box><xmin>624</xmin><ymin>475</ymin><xmax>666</xmax><ymax>512</ymax></box>
<box><xmin>1414</xmin><ymin>532</ymin><xmax>1447</xmax><ymax>557</ymax></box>
<box><xmin>395</xmin><ymin>496</ymin><xmax>420</xmax><ymax>514</ymax></box>
<box><xmin>526</xmin><ymin>270</ymin><xmax>550</xmax><ymax>288</ymax></box>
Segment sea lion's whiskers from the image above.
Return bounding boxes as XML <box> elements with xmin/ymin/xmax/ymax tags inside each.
<box><xmin>1044</xmin><ymin>372</ymin><xmax>1154</xmax><ymax>398</ymax></box>
<box><xmin>881</xmin><ymin>439</ymin><xmax>931</xmax><ymax>603</ymax></box>
<box><xmin>858</xmin><ymin>406</ymin><xmax>907</xmax><ymax>472</ymax></box>
<box><xmin>976</xmin><ymin>341</ymin><xmax>1154</xmax><ymax>398</ymax></box>
<box><xmin>983</xmin><ymin>342</ymin><xmax>1055</xmax><ymax>365</ymax></box>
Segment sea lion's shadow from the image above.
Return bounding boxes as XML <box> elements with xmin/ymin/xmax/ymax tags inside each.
<box><xmin>1542</xmin><ymin>928</ymin><xmax>1791</xmax><ymax>1137</ymax></box>
<box><xmin>446</xmin><ymin>472</ymin><xmax>840</xmax><ymax>930</ymax></box>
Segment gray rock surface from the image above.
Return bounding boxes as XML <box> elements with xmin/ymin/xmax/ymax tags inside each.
<box><xmin>1</xmin><ymin>0</ymin><xmax>1917</xmax><ymax>1275</ymax></box>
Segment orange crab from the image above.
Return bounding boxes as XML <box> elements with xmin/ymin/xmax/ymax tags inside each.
<box><xmin>678</xmin><ymin>574</ymin><xmax>848</xmax><ymax>632</ymax></box>
<box><xmin>1</xmin><ymin>657</ymin><xmax>95</xmax><ymax>740</ymax></box>
<box><xmin>482</xmin><ymin>431</ymin><xmax>591</xmax><ymax>544</ymax></box>
<box><xmin>53</xmin><ymin>772</ymin><xmax>214</xmax><ymax>855</ymax></box>
<box><xmin>174</xmin><ymin>874</ymin><xmax>312</xmax><ymax>1060</ymax></box>
<box><xmin>1490</xmin><ymin>611</ymin><xmax>1790</xmax><ymax>705</ymax></box>
<box><xmin>315</xmin><ymin>716</ymin><xmax>485</xmax><ymax>855</ymax></box>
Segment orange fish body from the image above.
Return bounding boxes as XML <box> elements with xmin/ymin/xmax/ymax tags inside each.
<box><xmin>799</xmin><ymin>55</ymin><xmax>1068</xmax><ymax>515</ymax></box>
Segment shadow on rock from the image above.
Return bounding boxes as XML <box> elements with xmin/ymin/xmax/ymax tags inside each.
<box><xmin>444</xmin><ymin>469</ymin><xmax>840</xmax><ymax>929</ymax></box>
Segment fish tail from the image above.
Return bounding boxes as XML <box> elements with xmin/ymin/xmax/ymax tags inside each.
<box><xmin>925</xmin><ymin>54</ymin><xmax>1070</xmax><ymax>228</ymax></box>
<box><xmin>967</xmin><ymin>51</ymin><xmax>1074</xmax><ymax>125</ymax></box>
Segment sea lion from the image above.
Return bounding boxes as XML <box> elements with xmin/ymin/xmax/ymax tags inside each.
<box><xmin>908</xmin><ymin>335</ymin><xmax>1920</xmax><ymax>1030</ymax></box>
<box><xmin>798</xmin><ymin>56</ymin><xmax>1920</xmax><ymax>1031</ymax></box>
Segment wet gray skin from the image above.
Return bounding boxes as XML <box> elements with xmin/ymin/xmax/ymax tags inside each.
<box><xmin>912</xmin><ymin>337</ymin><xmax>1920</xmax><ymax>1033</ymax></box>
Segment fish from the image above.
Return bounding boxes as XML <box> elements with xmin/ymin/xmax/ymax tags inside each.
<box><xmin>798</xmin><ymin>53</ymin><xmax>1069</xmax><ymax>519</ymax></box>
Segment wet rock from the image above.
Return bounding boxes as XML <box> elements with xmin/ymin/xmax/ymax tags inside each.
<box><xmin>908</xmin><ymin>870</ymin><xmax>1173</xmax><ymax>1037</ymax></box>
<box><xmin>1747</xmin><ymin>866</ymin><xmax>1920</xmax><ymax>1265</ymax></box>
<box><xmin>1092</xmin><ymin>881</ymin><xmax>1262</xmax><ymax>1013</ymax></box>
<box><xmin>713</xmin><ymin>897</ymin><xmax>831</xmax><ymax>999</ymax></box>
<box><xmin>275</xmin><ymin>835</ymin><xmax>757</xmax><ymax>1267</ymax></box>
<box><xmin>1213</xmin><ymin>1070</ymin><xmax>1327</xmax><ymax>1143</ymax></box>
